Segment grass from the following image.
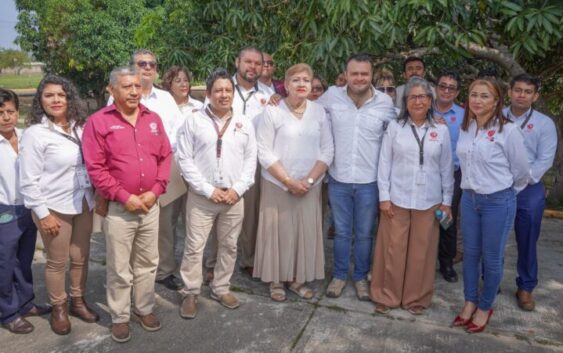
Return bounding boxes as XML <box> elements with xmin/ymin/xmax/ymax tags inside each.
<box><xmin>0</xmin><ymin>73</ymin><xmax>43</xmax><ymax>89</ymax></box>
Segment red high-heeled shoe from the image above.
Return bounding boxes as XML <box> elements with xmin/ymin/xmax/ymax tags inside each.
<box><xmin>451</xmin><ymin>306</ymin><xmax>477</xmax><ymax>327</ymax></box>
<box><xmin>466</xmin><ymin>309</ymin><xmax>494</xmax><ymax>333</ymax></box>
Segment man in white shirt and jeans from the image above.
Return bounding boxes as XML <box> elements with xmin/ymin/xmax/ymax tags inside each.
<box><xmin>176</xmin><ymin>68</ymin><xmax>257</xmax><ymax>318</ymax></box>
<box><xmin>318</xmin><ymin>53</ymin><xmax>396</xmax><ymax>300</ymax></box>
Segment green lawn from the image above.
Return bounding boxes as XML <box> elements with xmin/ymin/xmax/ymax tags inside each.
<box><xmin>0</xmin><ymin>73</ymin><xmax>43</xmax><ymax>89</ymax></box>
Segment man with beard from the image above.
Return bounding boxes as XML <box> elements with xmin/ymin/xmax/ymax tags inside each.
<box><xmin>317</xmin><ymin>53</ymin><xmax>396</xmax><ymax>301</ymax></box>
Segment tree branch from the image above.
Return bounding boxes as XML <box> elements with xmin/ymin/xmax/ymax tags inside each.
<box><xmin>461</xmin><ymin>42</ymin><xmax>526</xmax><ymax>76</ymax></box>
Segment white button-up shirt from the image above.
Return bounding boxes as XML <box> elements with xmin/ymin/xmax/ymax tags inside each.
<box><xmin>178</xmin><ymin>96</ymin><xmax>204</xmax><ymax>116</ymax></box>
<box><xmin>232</xmin><ymin>76</ymin><xmax>272</xmax><ymax>126</ymax></box>
<box><xmin>457</xmin><ymin>120</ymin><xmax>530</xmax><ymax>194</ymax></box>
<box><xmin>0</xmin><ymin>128</ymin><xmax>23</xmax><ymax>206</ymax></box>
<box><xmin>19</xmin><ymin>117</ymin><xmax>94</xmax><ymax>218</ymax></box>
<box><xmin>109</xmin><ymin>86</ymin><xmax>184</xmax><ymax>149</ymax></box>
<box><xmin>257</xmin><ymin>100</ymin><xmax>334</xmax><ymax>190</ymax></box>
<box><xmin>378</xmin><ymin>119</ymin><xmax>454</xmax><ymax>210</ymax></box>
<box><xmin>176</xmin><ymin>108</ymin><xmax>257</xmax><ymax>199</ymax></box>
<box><xmin>317</xmin><ymin>85</ymin><xmax>396</xmax><ymax>184</ymax></box>
<box><xmin>503</xmin><ymin>107</ymin><xmax>557</xmax><ymax>184</ymax></box>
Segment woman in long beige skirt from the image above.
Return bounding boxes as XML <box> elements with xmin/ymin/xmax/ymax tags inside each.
<box><xmin>253</xmin><ymin>63</ymin><xmax>334</xmax><ymax>302</ymax></box>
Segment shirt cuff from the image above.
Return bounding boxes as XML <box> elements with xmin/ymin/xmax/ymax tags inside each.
<box><xmin>151</xmin><ymin>184</ymin><xmax>165</xmax><ymax>199</ymax></box>
<box><xmin>115</xmin><ymin>189</ymin><xmax>131</xmax><ymax>205</ymax></box>
<box><xmin>202</xmin><ymin>183</ymin><xmax>216</xmax><ymax>199</ymax></box>
<box><xmin>379</xmin><ymin>189</ymin><xmax>391</xmax><ymax>202</ymax></box>
<box><xmin>33</xmin><ymin>205</ymin><xmax>50</xmax><ymax>220</ymax></box>
<box><xmin>231</xmin><ymin>182</ymin><xmax>248</xmax><ymax>197</ymax></box>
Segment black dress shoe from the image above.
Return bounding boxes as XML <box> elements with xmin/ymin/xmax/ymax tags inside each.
<box><xmin>156</xmin><ymin>275</ymin><xmax>183</xmax><ymax>291</ymax></box>
<box><xmin>24</xmin><ymin>303</ymin><xmax>53</xmax><ymax>317</ymax></box>
<box><xmin>3</xmin><ymin>317</ymin><xmax>34</xmax><ymax>334</ymax></box>
<box><xmin>440</xmin><ymin>265</ymin><xmax>458</xmax><ymax>283</ymax></box>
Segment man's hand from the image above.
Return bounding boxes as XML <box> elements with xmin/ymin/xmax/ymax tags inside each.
<box><xmin>434</xmin><ymin>115</ymin><xmax>446</xmax><ymax>125</ymax></box>
<box><xmin>94</xmin><ymin>192</ymin><xmax>109</xmax><ymax>217</ymax></box>
<box><xmin>223</xmin><ymin>189</ymin><xmax>240</xmax><ymax>205</ymax></box>
<box><xmin>379</xmin><ymin>201</ymin><xmax>394</xmax><ymax>219</ymax></box>
<box><xmin>139</xmin><ymin>191</ymin><xmax>157</xmax><ymax>209</ymax></box>
<box><xmin>286</xmin><ymin>178</ymin><xmax>309</xmax><ymax>197</ymax></box>
<box><xmin>439</xmin><ymin>204</ymin><xmax>453</xmax><ymax>222</ymax></box>
<box><xmin>268</xmin><ymin>94</ymin><xmax>283</xmax><ymax>106</ymax></box>
<box><xmin>210</xmin><ymin>188</ymin><xmax>226</xmax><ymax>203</ymax></box>
<box><xmin>39</xmin><ymin>214</ymin><xmax>62</xmax><ymax>237</ymax></box>
<box><xmin>125</xmin><ymin>194</ymin><xmax>150</xmax><ymax>214</ymax></box>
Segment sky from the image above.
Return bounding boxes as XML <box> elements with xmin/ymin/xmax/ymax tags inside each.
<box><xmin>0</xmin><ymin>0</ymin><xmax>20</xmax><ymax>50</ymax></box>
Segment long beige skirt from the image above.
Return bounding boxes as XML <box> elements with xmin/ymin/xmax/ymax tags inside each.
<box><xmin>253</xmin><ymin>178</ymin><xmax>325</xmax><ymax>283</ymax></box>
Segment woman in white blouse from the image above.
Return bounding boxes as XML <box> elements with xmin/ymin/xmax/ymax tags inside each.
<box><xmin>253</xmin><ymin>64</ymin><xmax>334</xmax><ymax>302</ymax></box>
<box><xmin>19</xmin><ymin>75</ymin><xmax>98</xmax><ymax>335</ymax></box>
<box><xmin>371</xmin><ymin>77</ymin><xmax>454</xmax><ymax>315</ymax></box>
<box><xmin>452</xmin><ymin>79</ymin><xmax>529</xmax><ymax>333</ymax></box>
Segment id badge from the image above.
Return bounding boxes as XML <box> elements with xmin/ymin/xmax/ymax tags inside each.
<box><xmin>213</xmin><ymin>170</ymin><xmax>228</xmax><ymax>188</ymax></box>
<box><xmin>76</xmin><ymin>165</ymin><xmax>92</xmax><ymax>189</ymax></box>
<box><xmin>416</xmin><ymin>170</ymin><xmax>426</xmax><ymax>185</ymax></box>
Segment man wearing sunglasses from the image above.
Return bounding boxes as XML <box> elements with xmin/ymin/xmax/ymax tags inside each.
<box><xmin>259</xmin><ymin>53</ymin><xmax>287</xmax><ymax>97</ymax></box>
<box><xmin>433</xmin><ymin>70</ymin><xmax>464</xmax><ymax>283</ymax></box>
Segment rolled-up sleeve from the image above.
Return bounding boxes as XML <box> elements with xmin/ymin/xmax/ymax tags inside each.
<box><xmin>19</xmin><ymin>129</ymin><xmax>50</xmax><ymax>219</ymax></box>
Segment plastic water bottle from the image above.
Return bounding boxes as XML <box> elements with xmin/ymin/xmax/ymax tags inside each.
<box><xmin>435</xmin><ymin>209</ymin><xmax>452</xmax><ymax>230</ymax></box>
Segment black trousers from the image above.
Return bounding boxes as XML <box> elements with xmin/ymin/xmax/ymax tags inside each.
<box><xmin>438</xmin><ymin>169</ymin><xmax>462</xmax><ymax>267</ymax></box>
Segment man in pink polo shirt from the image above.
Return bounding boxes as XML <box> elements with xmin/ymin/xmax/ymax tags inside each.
<box><xmin>82</xmin><ymin>66</ymin><xmax>172</xmax><ymax>343</ymax></box>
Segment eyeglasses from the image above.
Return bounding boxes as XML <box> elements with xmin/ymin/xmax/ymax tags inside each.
<box><xmin>311</xmin><ymin>86</ymin><xmax>325</xmax><ymax>93</ymax></box>
<box><xmin>437</xmin><ymin>84</ymin><xmax>458</xmax><ymax>92</ymax></box>
<box><xmin>376</xmin><ymin>86</ymin><xmax>396</xmax><ymax>94</ymax></box>
<box><xmin>407</xmin><ymin>94</ymin><xmax>430</xmax><ymax>102</ymax></box>
<box><xmin>136</xmin><ymin>60</ymin><xmax>157</xmax><ymax>69</ymax></box>
<box><xmin>263</xmin><ymin>60</ymin><xmax>274</xmax><ymax>66</ymax></box>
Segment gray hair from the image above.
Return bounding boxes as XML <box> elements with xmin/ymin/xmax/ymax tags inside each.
<box><xmin>109</xmin><ymin>66</ymin><xmax>139</xmax><ymax>87</ymax></box>
<box><xmin>130</xmin><ymin>48</ymin><xmax>157</xmax><ymax>65</ymax></box>
<box><xmin>397</xmin><ymin>77</ymin><xmax>435</xmax><ymax>125</ymax></box>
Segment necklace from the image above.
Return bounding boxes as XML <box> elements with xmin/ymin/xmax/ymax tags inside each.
<box><xmin>285</xmin><ymin>99</ymin><xmax>307</xmax><ymax>115</ymax></box>
<box><xmin>54</xmin><ymin>120</ymin><xmax>70</xmax><ymax>128</ymax></box>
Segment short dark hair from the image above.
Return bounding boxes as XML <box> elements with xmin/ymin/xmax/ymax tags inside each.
<box><xmin>477</xmin><ymin>67</ymin><xmax>498</xmax><ymax>79</ymax></box>
<box><xmin>403</xmin><ymin>56</ymin><xmax>425</xmax><ymax>72</ymax></box>
<box><xmin>510</xmin><ymin>73</ymin><xmax>541</xmax><ymax>92</ymax></box>
<box><xmin>130</xmin><ymin>48</ymin><xmax>157</xmax><ymax>65</ymax></box>
<box><xmin>29</xmin><ymin>75</ymin><xmax>87</xmax><ymax>126</ymax></box>
<box><xmin>238</xmin><ymin>46</ymin><xmax>263</xmax><ymax>61</ymax></box>
<box><xmin>0</xmin><ymin>88</ymin><xmax>19</xmax><ymax>111</ymax></box>
<box><xmin>206</xmin><ymin>68</ymin><xmax>235</xmax><ymax>93</ymax></box>
<box><xmin>437</xmin><ymin>70</ymin><xmax>461</xmax><ymax>89</ymax></box>
<box><xmin>346</xmin><ymin>53</ymin><xmax>373</xmax><ymax>67</ymax></box>
<box><xmin>161</xmin><ymin>66</ymin><xmax>194</xmax><ymax>92</ymax></box>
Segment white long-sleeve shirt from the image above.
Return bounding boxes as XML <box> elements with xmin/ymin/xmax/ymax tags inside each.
<box><xmin>378</xmin><ymin>119</ymin><xmax>454</xmax><ymax>210</ymax></box>
<box><xmin>317</xmin><ymin>85</ymin><xmax>396</xmax><ymax>184</ymax></box>
<box><xmin>503</xmin><ymin>107</ymin><xmax>557</xmax><ymax>184</ymax></box>
<box><xmin>176</xmin><ymin>109</ymin><xmax>257</xmax><ymax>199</ymax></box>
<box><xmin>0</xmin><ymin>128</ymin><xmax>23</xmax><ymax>206</ymax></box>
<box><xmin>457</xmin><ymin>120</ymin><xmax>530</xmax><ymax>194</ymax></box>
<box><xmin>19</xmin><ymin>117</ymin><xmax>94</xmax><ymax>218</ymax></box>
<box><xmin>256</xmin><ymin>100</ymin><xmax>334</xmax><ymax>190</ymax></box>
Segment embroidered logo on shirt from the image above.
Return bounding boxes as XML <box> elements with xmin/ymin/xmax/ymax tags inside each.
<box><xmin>450</xmin><ymin>116</ymin><xmax>456</xmax><ymax>123</ymax></box>
<box><xmin>527</xmin><ymin>123</ymin><xmax>534</xmax><ymax>130</ymax></box>
<box><xmin>235</xmin><ymin>122</ymin><xmax>243</xmax><ymax>129</ymax></box>
<box><xmin>149</xmin><ymin>122</ymin><xmax>159</xmax><ymax>135</ymax></box>
<box><xmin>429</xmin><ymin>131</ymin><xmax>439</xmax><ymax>141</ymax></box>
<box><xmin>110</xmin><ymin>125</ymin><xmax>125</xmax><ymax>130</ymax></box>
<box><xmin>487</xmin><ymin>130</ymin><xmax>495</xmax><ymax>142</ymax></box>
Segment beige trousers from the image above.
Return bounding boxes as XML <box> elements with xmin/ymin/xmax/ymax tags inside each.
<box><xmin>180</xmin><ymin>190</ymin><xmax>244</xmax><ymax>296</ymax></box>
<box><xmin>156</xmin><ymin>195</ymin><xmax>186</xmax><ymax>280</ymax></box>
<box><xmin>33</xmin><ymin>200</ymin><xmax>93</xmax><ymax>305</ymax></box>
<box><xmin>103</xmin><ymin>201</ymin><xmax>159</xmax><ymax>323</ymax></box>
<box><xmin>370</xmin><ymin>204</ymin><xmax>440</xmax><ymax>309</ymax></box>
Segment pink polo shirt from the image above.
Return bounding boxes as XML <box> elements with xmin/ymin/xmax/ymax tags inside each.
<box><xmin>82</xmin><ymin>104</ymin><xmax>172</xmax><ymax>204</ymax></box>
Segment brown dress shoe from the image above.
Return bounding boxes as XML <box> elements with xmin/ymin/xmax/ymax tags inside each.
<box><xmin>210</xmin><ymin>291</ymin><xmax>240</xmax><ymax>309</ymax></box>
<box><xmin>70</xmin><ymin>296</ymin><xmax>100</xmax><ymax>323</ymax></box>
<box><xmin>50</xmin><ymin>303</ymin><xmax>71</xmax><ymax>335</ymax></box>
<box><xmin>516</xmin><ymin>290</ymin><xmax>535</xmax><ymax>311</ymax></box>
<box><xmin>111</xmin><ymin>323</ymin><xmax>131</xmax><ymax>343</ymax></box>
<box><xmin>133</xmin><ymin>312</ymin><xmax>161</xmax><ymax>332</ymax></box>
<box><xmin>180</xmin><ymin>295</ymin><xmax>198</xmax><ymax>319</ymax></box>
<box><xmin>3</xmin><ymin>317</ymin><xmax>34</xmax><ymax>334</ymax></box>
<box><xmin>24</xmin><ymin>303</ymin><xmax>52</xmax><ymax>317</ymax></box>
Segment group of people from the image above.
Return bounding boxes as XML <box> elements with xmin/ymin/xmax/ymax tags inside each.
<box><xmin>0</xmin><ymin>47</ymin><xmax>557</xmax><ymax>343</ymax></box>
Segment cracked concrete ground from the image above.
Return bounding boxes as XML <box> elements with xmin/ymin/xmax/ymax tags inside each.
<box><xmin>1</xmin><ymin>218</ymin><xmax>562</xmax><ymax>353</ymax></box>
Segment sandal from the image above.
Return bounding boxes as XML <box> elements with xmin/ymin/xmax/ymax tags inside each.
<box><xmin>269</xmin><ymin>283</ymin><xmax>286</xmax><ymax>302</ymax></box>
<box><xmin>407</xmin><ymin>305</ymin><xmax>425</xmax><ymax>315</ymax></box>
<box><xmin>374</xmin><ymin>303</ymin><xmax>390</xmax><ymax>314</ymax></box>
<box><xmin>288</xmin><ymin>282</ymin><xmax>314</xmax><ymax>300</ymax></box>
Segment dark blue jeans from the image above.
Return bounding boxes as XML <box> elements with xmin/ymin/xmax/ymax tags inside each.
<box><xmin>515</xmin><ymin>182</ymin><xmax>545</xmax><ymax>292</ymax></box>
<box><xmin>328</xmin><ymin>176</ymin><xmax>378</xmax><ymax>282</ymax></box>
<box><xmin>0</xmin><ymin>204</ymin><xmax>37</xmax><ymax>324</ymax></box>
<box><xmin>461</xmin><ymin>188</ymin><xmax>516</xmax><ymax>311</ymax></box>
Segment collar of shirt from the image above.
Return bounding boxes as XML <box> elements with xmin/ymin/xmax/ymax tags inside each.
<box><xmin>205</xmin><ymin>106</ymin><xmax>233</xmax><ymax>128</ymax></box>
<box><xmin>338</xmin><ymin>85</ymin><xmax>381</xmax><ymax>107</ymax></box>
<box><xmin>0</xmin><ymin>127</ymin><xmax>22</xmax><ymax>144</ymax></box>
<box><xmin>104</xmin><ymin>103</ymin><xmax>152</xmax><ymax>121</ymax></box>
<box><xmin>40</xmin><ymin>115</ymin><xmax>77</xmax><ymax>133</ymax></box>
<box><xmin>505</xmin><ymin>106</ymin><xmax>532</xmax><ymax>121</ymax></box>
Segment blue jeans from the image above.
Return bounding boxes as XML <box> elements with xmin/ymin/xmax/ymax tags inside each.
<box><xmin>328</xmin><ymin>176</ymin><xmax>378</xmax><ymax>282</ymax></box>
<box><xmin>461</xmin><ymin>188</ymin><xmax>516</xmax><ymax>310</ymax></box>
<box><xmin>0</xmin><ymin>204</ymin><xmax>37</xmax><ymax>324</ymax></box>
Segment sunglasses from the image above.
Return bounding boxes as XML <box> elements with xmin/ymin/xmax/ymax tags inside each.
<box><xmin>376</xmin><ymin>86</ymin><xmax>396</xmax><ymax>93</ymax></box>
<box><xmin>311</xmin><ymin>86</ymin><xmax>325</xmax><ymax>93</ymax></box>
<box><xmin>136</xmin><ymin>60</ymin><xmax>157</xmax><ymax>69</ymax></box>
<box><xmin>437</xmin><ymin>84</ymin><xmax>458</xmax><ymax>92</ymax></box>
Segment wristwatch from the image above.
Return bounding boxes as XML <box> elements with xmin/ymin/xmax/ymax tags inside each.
<box><xmin>307</xmin><ymin>177</ymin><xmax>315</xmax><ymax>185</ymax></box>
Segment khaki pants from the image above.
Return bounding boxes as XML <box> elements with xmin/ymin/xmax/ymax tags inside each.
<box><xmin>156</xmin><ymin>195</ymin><xmax>186</xmax><ymax>280</ymax></box>
<box><xmin>103</xmin><ymin>201</ymin><xmax>159</xmax><ymax>323</ymax></box>
<box><xmin>180</xmin><ymin>190</ymin><xmax>244</xmax><ymax>296</ymax></box>
<box><xmin>33</xmin><ymin>199</ymin><xmax>93</xmax><ymax>305</ymax></box>
<box><xmin>370</xmin><ymin>204</ymin><xmax>440</xmax><ymax>309</ymax></box>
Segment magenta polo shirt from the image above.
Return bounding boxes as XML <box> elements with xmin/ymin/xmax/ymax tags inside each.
<box><xmin>82</xmin><ymin>103</ymin><xmax>172</xmax><ymax>204</ymax></box>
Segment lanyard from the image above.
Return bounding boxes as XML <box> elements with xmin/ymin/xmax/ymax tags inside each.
<box><xmin>235</xmin><ymin>84</ymin><xmax>257</xmax><ymax>115</ymax></box>
<box><xmin>205</xmin><ymin>107</ymin><xmax>233</xmax><ymax>159</ymax></box>
<box><xmin>52</xmin><ymin>125</ymin><xmax>85</xmax><ymax>163</ymax></box>
<box><xmin>518</xmin><ymin>108</ymin><xmax>534</xmax><ymax>130</ymax></box>
<box><xmin>410</xmin><ymin>124</ymin><xmax>428</xmax><ymax>167</ymax></box>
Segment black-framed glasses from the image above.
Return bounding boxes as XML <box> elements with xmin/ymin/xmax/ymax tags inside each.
<box><xmin>136</xmin><ymin>60</ymin><xmax>157</xmax><ymax>69</ymax></box>
<box><xmin>437</xmin><ymin>83</ymin><xmax>458</xmax><ymax>92</ymax></box>
<box><xmin>407</xmin><ymin>94</ymin><xmax>430</xmax><ymax>102</ymax></box>
<box><xmin>263</xmin><ymin>60</ymin><xmax>274</xmax><ymax>66</ymax></box>
<box><xmin>376</xmin><ymin>86</ymin><xmax>396</xmax><ymax>94</ymax></box>
<box><xmin>311</xmin><ymin>86</ymin><xmax>325</xmax><ymax>93</ymax></box>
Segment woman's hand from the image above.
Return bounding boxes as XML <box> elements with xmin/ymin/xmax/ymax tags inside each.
<box><xmin>439</xmin><ymin>204</ymin><xmax>453</xmax><ymax>222</ymax></box>
<box><xmin>39</xmin><ymin>214</ymin><xmax>62</xmax><ymax>237</ymax></box>
<box><xmin>379</xmin><ymin>201</ymin><xmax>394</xmax><ymax>219</ymax></box>
<box><xmin>286</xmin><ymin>178</ymin><xmax>309</xmax><ymax>197</ymax></box>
